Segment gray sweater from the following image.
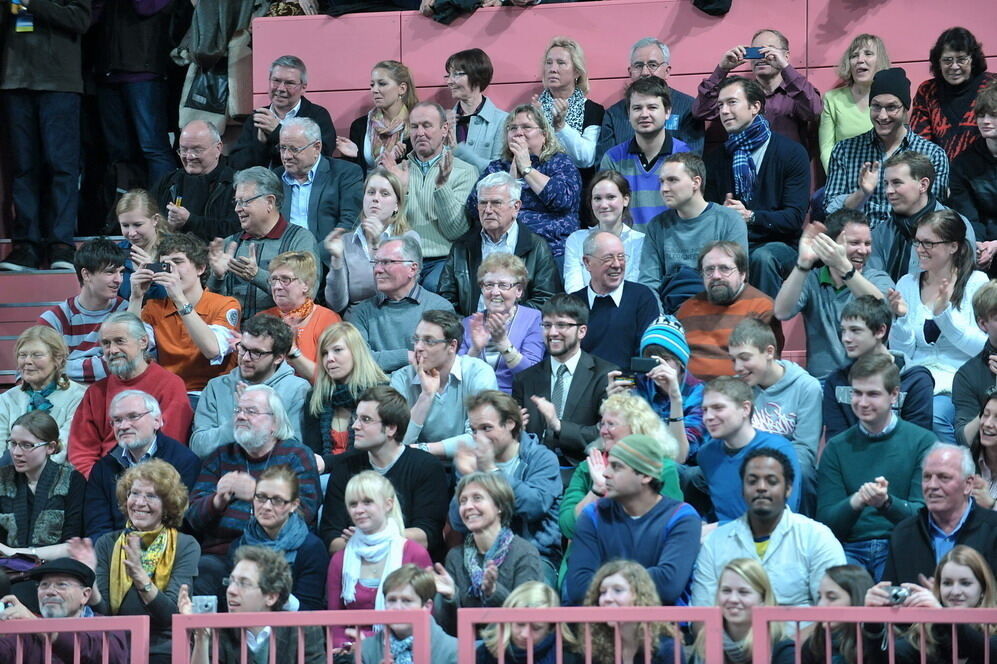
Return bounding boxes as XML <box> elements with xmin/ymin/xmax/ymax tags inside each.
<box><xmin>345</xmin><ymin>284</ymin><xmax>455</xmax><ymax>372</ymax></box>
<box><xmin>433</xmin><ymin>535</ymin><xmax>544</xmax><ymax>636</ymax></box>
<box><xmin>751</xmin><ymin>360</ymin><xmax>823</xmax><ymax>469</ymax></box>
<box><xmin>189</xmin><ymin>362</ymin><xmax>310</xmax><ymax>458</ymax></box>
<box><xmin>639</xmin><ymin>202</ymin><xmax>747</xmax><ymax>293</ymax></box>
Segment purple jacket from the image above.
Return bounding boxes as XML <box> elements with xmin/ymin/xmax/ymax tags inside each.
<box><xmin>460</xmin><ymin>305</ymin><xmax>546</xmax><ymax>393</ymax></box>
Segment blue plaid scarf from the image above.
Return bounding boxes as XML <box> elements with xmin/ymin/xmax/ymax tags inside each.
<box><xmin>724</xmin><ymin>115</ymin><xmax>771</xmax><ymax>202</ymax></box>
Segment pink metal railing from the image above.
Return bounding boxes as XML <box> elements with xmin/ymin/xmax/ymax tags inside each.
<box><xmin>0</xmin><ymin>613</ymin><xmax>150</xmax><ymax>664</ymax></box>
<box><xmin>170</xmin><ymin>608</ymin><xmax>433</xmax><ymax>664</ymax></box>
<box><xmin>752</xmin><ymin>606</ymin><xmax>997</xmax><ymax>664</ymax></box>
<box><xmin>456</xmin><ymin>605</ymin><xmax>724</xmax><ymax>664</ymax></box>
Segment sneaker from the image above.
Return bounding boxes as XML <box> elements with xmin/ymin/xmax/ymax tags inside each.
<box><xmin>48</xmin><ymin>244</ymin><xmax>76</xmax><ymax>271</ymax></box>
<box><xmin>0</xmin><ymin>244</ymin><xmax>39</xmax><ymax>271</ymax></box>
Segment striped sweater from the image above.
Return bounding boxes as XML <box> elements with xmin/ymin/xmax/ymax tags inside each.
<box><xmin>38</xmin><ymin>296</ymin><xmax>130</xmax><ymax>383</ymax></box>
<box><xmin>599</xmin><ymin>134</ymin><xmax>691</xmax><ymax>227</ymax></box>
<box><xmin>186</xmin><ymin>439</ymin><xmax>320</xmax><ymax>554</ymax></box>
<box><xmin>404</xmin><ymin>152</ymin><xmax>477</xmax><ymax>259</ymax></box>
<box><xmin>675</xmin><ymin>285</ymin><xmax>782</xmax><ymax>380</ymax></box>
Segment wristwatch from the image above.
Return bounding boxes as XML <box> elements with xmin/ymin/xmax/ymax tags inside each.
<box><xmin>142</xmin><ymin>582</ymin><xmax>154</xmax><ymax>593</ymax></box>
<box><xmin>288</xmin><ymin>347</ymin><xmax>302</xmax><ymax>360</ymax></box>
<box><xmin>746</xmin><ymin>211</ymin><xmax>756</xmax><ymax>225</ymax></box>
<box><xmin>841</xmin><ymin>266</ymin><xmax>857</xmax><ymax>281</ymax></box>
<box><xmin>521</xmin><ymin>166</ymin><xmax>533</xmax><ymax>176</ymax></box>
<box><xmin>177</xmin><ymin>302</ymin><xmax>194</xmax><ymax>316</ymax></box>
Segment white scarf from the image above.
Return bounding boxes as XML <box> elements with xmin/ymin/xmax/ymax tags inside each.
<box><xmin>340</xmin><ymin>521</ymin><xmax>405</xmax><ymax>610</ymax></box>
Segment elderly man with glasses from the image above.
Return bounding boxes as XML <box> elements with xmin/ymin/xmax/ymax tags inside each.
<box><xmin>346</xmin><ymin>235</ymin><xmax>455</xmax><ymax>372</ymax></box>
<box><xmin>84</xmin><ymin>390</ymin><xmax>201</xmax><ymax>542</ymax></box>
<box><xmin>186</xmin><ymin>384</ymin><xmax>319</xmax><ymax>602</ymax></box>
<box><xmin>229</xmin><ymin>55</ymin><xmax>337</xmax><ymax>170</ymax></box>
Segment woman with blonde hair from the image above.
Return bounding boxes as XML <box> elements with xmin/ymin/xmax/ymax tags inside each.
<box><xmin>117</xmin><ymin>188</ymin><xmax>169</xmax><ymax>300</ymax></box>
<box><xmin>692</xmin><ymin>558</ymin><xmax>793</xmax><ymax>663</ymax></box>
<box><xmin>323</xmin><ymin>166</ymin><xmax>419</xmax><ymax>313</ymax></box>
<box><xmin>0</xmin><ymin>411</ymin><xmax>85</xmax><ymax>611</ymax></box>
<box><xmin>71</xmin><ymin>458</ymin><xmax>199</xmax><ymax>664</ymax></box>
<box><xmin>0</xmin><ymin>326</ymin><xmax>85</xmax><ymax>460</ymax></box>
<box><xmin>583</xmin><ymin>560</ymin><xmax>682</xmax><ymax>663</ymax></box>
<box><xmin>326</xmin><ymin>470</ymin><xmax>431</xmax><ymax>652</ymax></box>
<box><xmin>476</xmin><ymin>581</ymin><xmax>582</xmax><ymax>664</ymax></box>
<box><xmin>535</xmin><ymin>37</ymin><xmax>604</xmax><ymax>170</ymax></box>
<box><xmin>818</xmin><ymin>34</ymin><xmax>891</xmax><ymax>171</ymax></box>
<box><xmin>459</xmin><ymin>252</ymin><xmax>545</xmax><ymax>392</ymax></box>
<box><xmin>304</xmin><ymin>322</ymin><xmax>388</xmax><ymax>470</ymax></box>
<box><xmin>338</xmin><ymin>60</ymin><xmax>418</xmax><ymax>173</ymax></box>
<box><xmin>468</xmin><ymin>105</ymin><xmax>581</xmax><ymax>260</ymax></box>
<box><xmin>261</xmin><ymin>250</ymin><xmax>340</xmax><ymax>380</ymax></box>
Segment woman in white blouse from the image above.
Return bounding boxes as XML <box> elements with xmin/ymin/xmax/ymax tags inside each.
<box><xmin>889</xmin><ymin>209</ymin><xmax>988</xmax><ymax>443</ymax></box>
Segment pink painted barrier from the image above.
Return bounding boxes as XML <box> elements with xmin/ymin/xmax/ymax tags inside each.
<box><xmin>752</xmin><ymin>605</ymin><xmax>997</xmax><ymax>664</ymax></box>
<box><xmin>170</xmin><ymin>608</ymin><xmax>432</xmax><ymax>664</ymax></box>
<box><xmin>456</xmin><ymin>605</ymin><xmax>724</xmax><ymax>663</ymax></box>
<box><xmin>0</xmin><ymin>613</ymin><xmax>150</xmax><ymax>664</ymax></box>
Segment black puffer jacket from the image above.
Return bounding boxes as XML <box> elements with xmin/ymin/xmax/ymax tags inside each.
<box><xmin>950</xmin><ymin>137</ymin><xmax>997</xmax><ymax>242</ymax></box>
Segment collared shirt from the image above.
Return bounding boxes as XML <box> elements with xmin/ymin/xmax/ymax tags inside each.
<box><xmin>375</xmin><ymin>282</ymin><xmax>426</xmax><ymax>307</ymax></box>
<box><xmin>245</xmin><ymin>626</ymin><xmax>273</xmax><ymax>654</ymax></box>
<box><xmin>480</xmin><ymin>222</ymin><xmax>519</xmax><ymax>260</ymax></box>
<box><xmin>929</xmin><ymin>500</ymin><xmax>974</xmax><ymax>562</ymax></box>
<box><xmin>241</xmin><ymin>216</ymin><xmax>289</xmax><ymax>241</ymax></box>
<box><xmin>825</xmin><ymin>128</ymin><xmax>951</xmax><ymax>228</ymax></box>
<box><xmin>625</xmin><ymin>134</ymin><xmax>675</xmax><ymax>171</ymax></box>
<box><xmin>455</xmin><ymin>98</ymin><xmax>486</xmax><ymax>143</ymax></box>
<box><xmin>411</xmin><ymin>148</ymin><xmax>446</xmax><ymax>175</ymax></box>
<box><xmin>858</xmin><ymin>412</ymin><xmax>899</xmax><ymax>438</ymax></box>
<box><xmin>749</xmin><ymin>136</ymin><xmax>771</xmax><ymax>173</ymax></box>
<box><xmin>274</xmin><ymin>99</ymin><xmax>302</xmax><ymax>122</ymax></box>
<box><xmin>550</xmin><ymin>350</ymin><xmax>583</xmax><ymax>414</ymax></box>
<box><xmin>282</xmin><ymin>159</ymin><xmax>320</xmax><ymax>229</ymax></box>
<box><xmin>122</xmin><ymin>438</ymin><xmax>158</xmax><ymax>467</ymax></box>
<box><xmin>586</xmin><ymin>281</ymin><xmax>625</xmax><ymax>308</ymax></box>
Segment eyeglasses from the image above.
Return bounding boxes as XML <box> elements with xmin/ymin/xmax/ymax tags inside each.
<box><xmin>912</xmin><ymin>238</ymin><xmax>951</xmax><ymax>249</ymax></box>
<box><xmin>223</xmin><ymin>576</ymin><xmax>260</xmax><ymax>590</ymax></box>
<box><xmin>702</xmin><ymin>265</ymin><xmax>738</xmax><ymax>277</ymax></box>
<box><xmin>253</xmin><ymin>492</ymin><xmax>292</xmax><ymax>507</ymax></box>
<box><xmin>177</xmin><ymin>146</ymin><xmax>208</xmax><ymax>157</ymax></box>
<box><xmin>110</xmin><ymin>411</ymin><xmax>151</xmax><ymax>427</ymax></box>
<box><xmin>507</xmin><ymin>124</ymin><xmax>540</xmax><ymax>133</ymax></box>
<box><xmin>269</xmin><ymin>77</ymin><xmax>302</xmax><ymax>89</ymax></box>
<box><xmin>16</xmin><ymin>352</ymin><xmax>48</xmax><ymax>361</ymax></box>
<box><xmin>38</xmin><ymin>581</ymin><xmax>83</xmax><ymax>592</ymax></box>
<box><xmin>411</xmin><ymin>336</ymin><xmax>448</xmax><ymax>347</ymax></box>
<box><xmin>268</xmin><ymin>274</ymin><xmax>301</xmax><ymax>287</ymax></box>
<box><xmin>444</xmin><ymin>70</ymin><xmax>467</xmax><ymax>80</ymax></box>
<box><xmin>541</xmin><ymin>322</ymin><xmax>582</xmax><ymax>331</ymax></box>
<box><xmin>356</xmin><ymin>414</ymin><xmax>381</xmax><ymax>425</ymax></box>
<box><xmin>278</xmin><ymin>140</ymin><xmax>318</xmax><ymax>155</ymax></box>
<box><xmin>629</xmin><ymin>61</ymin><xmax>665</xmax><ymax>73</ymax></box>
<box><xmin>870</xmin><ymin>103</ymin><xmax>904</xmax><ymax>115</ymax></box>
<box><xmin>235</xmin><ymin>343</ymin><xmax>275</xmax><ymax>361</ymax></box>
<box><xmin>479</xmin><ymin>281</ymin><xmax>518</xmax><ymax>292</ymax></box>
<box><xmin>369</xmin><ymin>259</ymin><xmax>415</xmax><ymax>268</ymax></box>
<box><xmin>127</xmin><ymin>489</ymin><xmax>162</xmax><ymax>502</ymax></box>
<box><xmin>940</xmin><ymin>55</ymin><xmax>972</xmax><ymax>67</ymax></box>
<box><xmin>234</xmin><ymin>193</ymin><xmax>267</xmax><ymax>209</ymax></box>
<box><xmin>591</xmin><ymin>253</ymin><xmax>627</xmax><ymax>266</ymax></box>
<box><xmin>7</xmin><ymin>439</ymin><xmax>50</xmax><ymax>452</ymax></box>
<box><xmin>233</xmin><ymin>406</ymin><xmax>274</xmax><ymax>417</ymax></box>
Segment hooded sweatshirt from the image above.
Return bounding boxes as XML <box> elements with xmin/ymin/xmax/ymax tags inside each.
<box><xmin>751</xmin><ymin>360</ymin><xmax>822</xmax><ymax>470</ymax></box>
<box><xmin>189</xmin><ymin>361</ymin><xmax>310</xmax><ymax>458</ymax></box>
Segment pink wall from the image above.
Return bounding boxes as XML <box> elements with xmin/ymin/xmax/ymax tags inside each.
<box><xmin>251</xmin><ymin>0</ymin><xmax>997</xmax><ymax>137</ymax></box>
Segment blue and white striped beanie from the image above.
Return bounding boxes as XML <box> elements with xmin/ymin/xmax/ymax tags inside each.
<box><xmin>639</xmin><ymin>316</ymin><xmax>691</xmax><ymax>369</ymax></box>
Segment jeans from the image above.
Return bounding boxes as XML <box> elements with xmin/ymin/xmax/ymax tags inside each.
<box><xmin>97</xmin><ymin>79</ymin><xmax>176</xmax><ymax>187</ymax></box>
<box><xmin>843</xmin><ymin>538</ymin><xmax>890</xmax><ymax>582</ymax></box>
<box><xmin>933</xmin><ymin>394</ymin><xmax>957</xmax><ymax>444</ymax></box>
<box><xmin>1</xmin><ymin>91</ymin><xmax>80</xmax><ymax>245</ymax></box>
<box><xmin>420</xmin><ymin>256</ymin><xmax>447</xmax><ymax>293</ymax></box>
<box><xmin>749</xmin><ymin>241</ymin><xmax>798</xmax><ymax>299</ymax></box>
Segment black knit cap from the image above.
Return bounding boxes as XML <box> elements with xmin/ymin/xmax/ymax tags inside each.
<box><xmin>869</xmin><ymin>67</ymin><xmax>912</xmax><ymax>109</ymax></box>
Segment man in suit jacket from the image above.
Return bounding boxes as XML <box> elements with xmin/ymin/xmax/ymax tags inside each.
<box><xmin>513</xmin><ymin>294</ymin><xmax>618</xmax><ymax>465</ymax></box>
<box><xmin>275</xmin><ymin>117</ymin><xmax>363</xmax><ymax>265</ymax></box>
<box><xmin>703</xmin><ymin>76</ymin><xmax>810</xmax><ymax>298</ymax></box>
<box><xmin>228</xmin><ymin>55</ymin><xmax>337</xmax><ymax>170</ymax></box>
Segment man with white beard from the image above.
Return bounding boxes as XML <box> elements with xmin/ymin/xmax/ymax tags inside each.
<box><xmin>0</xmin><ymin>559</ymin><xmax>129</xmax><ymax>663</ymax></box>
<box><xmin>186</xmin><ymin>385</ymin><xmax>320</xmax><ymax>597</ymax></box>
<box><xmin>84</xmin><ymin>390</ymin><xmax>201</xmax><ymax>541</ymax></box>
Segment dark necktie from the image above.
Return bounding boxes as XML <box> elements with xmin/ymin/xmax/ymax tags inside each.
<box><xmin>551</xmin><ymin>364</ymin><xmax>568</xmax><ymax>418</ymax></box>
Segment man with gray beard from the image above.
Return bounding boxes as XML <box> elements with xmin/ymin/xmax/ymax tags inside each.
<box><xmin>68</xmin><ymin>312</ymin><xmax>193</xmax><ymax>479</ymax></box>
<box><xmin>186</xmin><ymin>385</ymin><xmax>319</xmax><ymax>598</ymax></box>
<box><xmin>676</xmin><ymin>241</ymin><xmax>782</xmax><ymax>381</ymax></box>
<box><xmin>84</xmin><ymin>391</ymin><xmax>201</xmax><ymax>541</ymax></box>
<box><xmin>0</xmin><ymin>559</ymin><xmax>129</xmax><ymax>663</ymax></box>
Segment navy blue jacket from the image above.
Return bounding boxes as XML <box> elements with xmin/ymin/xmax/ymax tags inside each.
<box><xmin>703</xmin><ymin>131</ymin><xmax>811</xmax><ymax>244</ymax></box>
<box><xmin>84</xmin><ymin>432</ymin><xmax>201</xmax><ymax>540</ymax></box>
<box><xmin>572</xmin><ymin>281</ymin><xmax>661</xmax><ymax>369</ymax></box>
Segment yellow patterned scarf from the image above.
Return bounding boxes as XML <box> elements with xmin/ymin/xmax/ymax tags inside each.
<box><xmin>109</xmin><ymin>525</ymin><xmax>177</xmax><ymax>614</ymax></box>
